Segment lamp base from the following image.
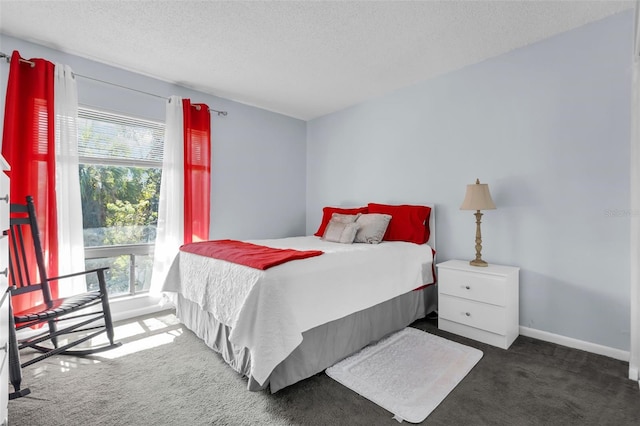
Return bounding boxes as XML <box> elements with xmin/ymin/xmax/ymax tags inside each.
<box><xmin>470</xmin><ymin>258</ymin><xmax>488</xmax><ymax>267</ymax></box>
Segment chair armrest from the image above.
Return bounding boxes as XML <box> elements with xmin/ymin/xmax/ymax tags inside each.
<box><xmin>46</xmin><ymin>266</ymin><xmax>111</xmax><ymax>297</ymax></box>
<box><xmin>45</xmin><ymin>267</ymin><xmax>110</xmax><ymax>283</ymax></box>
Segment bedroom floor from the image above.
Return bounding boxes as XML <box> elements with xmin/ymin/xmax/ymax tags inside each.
<box><xmin>8</xmin><ymin>311</ymin><xmax>640</xmax><ymax>425</ymax></box>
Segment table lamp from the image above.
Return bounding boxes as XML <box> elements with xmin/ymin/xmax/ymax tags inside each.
<box><xmin>460</xmin><ymin>178</ymin><xmax>496</xmax><ymax>267</ymax></box>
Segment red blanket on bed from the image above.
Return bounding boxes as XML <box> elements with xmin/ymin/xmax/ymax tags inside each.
<box><xmin>180</xmin><ymin>239</ymin><xmax>324</xmax><ymax>270</ymax></box>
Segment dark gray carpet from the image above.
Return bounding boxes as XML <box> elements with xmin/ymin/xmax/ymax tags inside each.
<box><xmin>7</xmin><ymin>311</ymin><xmax>640</xmax><ymax>425</ymax></box>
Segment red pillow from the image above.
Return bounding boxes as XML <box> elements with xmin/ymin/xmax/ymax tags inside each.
<box><xmin>367</xmin><ymin>203</ymin><xmax>431</xmax><ymax>244</ymax></box>
<box><xmin>314</xmin><ymin>206</ymin><xmax>368</xmax><ymax>237</ymax></box>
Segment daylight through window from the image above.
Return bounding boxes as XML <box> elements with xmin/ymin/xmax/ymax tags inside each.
<box><xmin>77</xmin><ymin>108</ymin><xmax>164</xmax><ymax>297</ymax></box>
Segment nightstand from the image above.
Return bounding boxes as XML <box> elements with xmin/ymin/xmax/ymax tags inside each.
<box><xmin>437</xmin><ymin>260</ymin><xmax>519</xmax><ymax>349</ymax></box>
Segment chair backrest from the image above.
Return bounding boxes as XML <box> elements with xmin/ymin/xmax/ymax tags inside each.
<box><xmin>8</xmin><ymin>195</ymin><xmax>53</xmax><ymax>304</ymax></box>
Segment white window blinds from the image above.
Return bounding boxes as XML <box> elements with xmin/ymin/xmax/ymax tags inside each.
<box><xmin>78</xmin><ymin>108</ymin><xmax>164</xmax><ymax>164</ymax></box>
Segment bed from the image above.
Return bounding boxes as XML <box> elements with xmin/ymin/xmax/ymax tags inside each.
<box><xmin>161</xmin><ymin>203</ymin><xmax>437</xmax><ymax>393</ymax></box>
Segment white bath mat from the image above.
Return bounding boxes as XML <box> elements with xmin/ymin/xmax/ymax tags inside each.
<box><xmin>326</xmin><ymin>327</ymin><xmax>483</xmax><ymax>423</ymax></box>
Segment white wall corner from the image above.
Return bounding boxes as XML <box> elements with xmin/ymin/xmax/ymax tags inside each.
<box><xmin>629</xmin><ymin>365</ymin><xmax>639</xmax><ymax>381</ymax></box>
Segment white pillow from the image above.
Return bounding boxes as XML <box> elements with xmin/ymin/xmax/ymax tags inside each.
<box><xmin>322</xmin><ymin>218</ymin><xmax>360</xmax><ymax>244</ymax></box>
<box><xmin>354</xmin><ymin>213</ymin><xmax>392</xmax><ymax>244</ymax></box>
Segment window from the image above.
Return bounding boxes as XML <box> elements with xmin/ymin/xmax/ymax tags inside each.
<box><xmin>77</xmin><ymin>108</ymin><xmax>164</xmax><ymax>297</ymax></box>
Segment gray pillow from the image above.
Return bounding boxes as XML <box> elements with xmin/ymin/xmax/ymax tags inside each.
<box><xmin>330</xmin><ymin>212</ymin><xmax>361</xmax><ymax>223</ymax></box>
<box><xmin>322</xmin><ymin>218</ymin><xmax>360</xmax><ymax>244</ymax></box>
<box><xmin>354</xmin><ymin>213</ymin><xmax>392</xmax><ymax>244</ymax></box>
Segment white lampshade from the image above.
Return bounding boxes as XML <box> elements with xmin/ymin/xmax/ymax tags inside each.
<box><xmin>460</xmin><ymin>179</ymin><xmax>496</xmax><ymax>211</ymax></box>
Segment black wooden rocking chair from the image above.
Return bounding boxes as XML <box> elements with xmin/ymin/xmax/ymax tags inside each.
<box><xmin>7</xmin><ymin>195</ymin><xmax>121</xmax><ymax>399</ymax></box>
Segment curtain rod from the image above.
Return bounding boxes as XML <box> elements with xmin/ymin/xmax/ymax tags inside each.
<box><xmin>0</xmin><ymin>51</ymin><xmax>35</xmax><ymax>67</ymax></box>
<box><xmin>0</xmin><ymin>51</ymin><xmax>228</xmax><ymax>117</ymax></box>
<box><xmin>74</xmin><ymin>73</ymin><xmax>228</xmax><ymax>117</ymax></box>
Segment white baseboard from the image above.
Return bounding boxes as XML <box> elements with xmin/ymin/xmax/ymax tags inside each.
<box><xmin>519</xmin><ymin>326</ymin><xmax>629</xmax><ymax>362</ymax></box>
<box><xmin>110</xmin><ymin>302</ymin><xmax>167</xmax><ymax>324</ymax></box>
<box><xmin>109</xmin><ymin>293</ymin><xmax>169</xmax><ymax>323</ymax></box>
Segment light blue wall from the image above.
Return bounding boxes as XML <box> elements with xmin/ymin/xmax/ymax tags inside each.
<box><xmin>0</xmin><ymin>34</ymin><xmax>307</xmax><ymax>240</ymax></box>
<box><xmin>2</xmin><ymin>11</ymin><xmax>634</xmax><ymax>352</ymax></box>
<box><xmin>307</xmin><ymin>11</ymin><xmax>633</xmax><ymax>351</ymax></box>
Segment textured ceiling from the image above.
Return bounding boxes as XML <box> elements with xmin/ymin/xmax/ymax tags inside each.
<box><xmin>0</xmin><ymin>1</ymin><xmax>635</xmax><ymax>120</ymax></box>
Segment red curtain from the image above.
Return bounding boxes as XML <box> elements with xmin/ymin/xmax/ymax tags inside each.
<box><xmin>182</xmin><ymin>99</ymin><xmax>211</xmax><ymax>243</ymax></box>
<box><xmin>1</xmin><ymin>51</ymin><xmax>59</xmax><ymax>312</ymax></box>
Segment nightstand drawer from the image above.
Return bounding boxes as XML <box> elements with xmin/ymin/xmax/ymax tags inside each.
<box><xmin>438</xmin><ymin>268</ymin><xmax>507</xmax><ymax>306</ymax></box>
<box><xmin>439</xmin><ymin>294</ymin><xmax>507</xmax><ymax>335</ymax></box>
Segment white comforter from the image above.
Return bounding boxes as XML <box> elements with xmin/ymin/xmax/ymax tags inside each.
<box><xmin>162</xmin><ymin>236</ymin><xmax>434</xmax><ymax>386</ymax></box>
